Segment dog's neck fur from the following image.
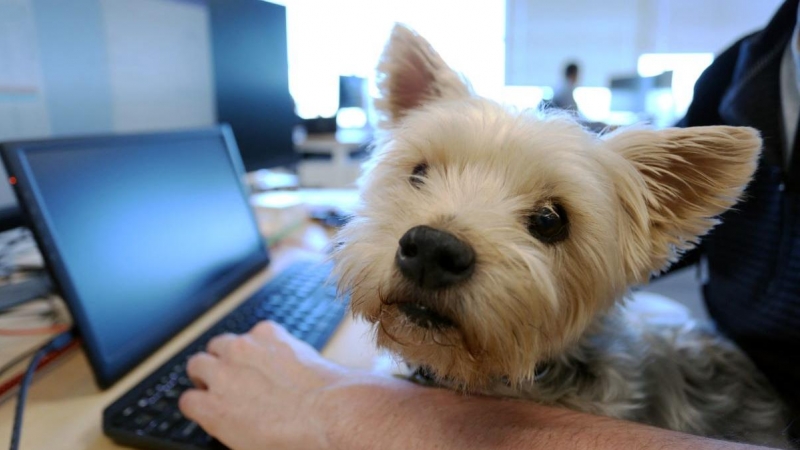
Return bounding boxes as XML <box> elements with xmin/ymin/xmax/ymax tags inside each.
<box><xmin>412</xmin><ymin>304</ymin><xmax>643</xmax><ymax>398</ymax></box>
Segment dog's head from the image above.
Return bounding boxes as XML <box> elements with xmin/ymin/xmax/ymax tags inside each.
<box><xmin>333</xmin><ymin>24</ymin><xmax>761</xmax><ymax>389</ymax></box>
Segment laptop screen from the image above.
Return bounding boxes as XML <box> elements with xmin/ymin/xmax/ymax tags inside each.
<box><xmin>1</xmin><ymin>126</ymin><xmax>270</xmax><ymax>387</ymax></box>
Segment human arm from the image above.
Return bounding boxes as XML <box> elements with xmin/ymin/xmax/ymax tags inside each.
<box><xmin>179</xmin><ymin>321</ymin><xmax>771</xmax><ymax>450</ymax></box>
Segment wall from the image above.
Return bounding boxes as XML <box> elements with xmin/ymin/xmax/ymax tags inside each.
<box><xmin>0</xmin><ymin>0</ymin><xmax>215</xmax><ymax>142</ymax></box>
<box><xmin>101</xmin><ymin>0</ymin><xmax>215</xmax><ymax>133</ymax></box>
<box><xmin>650</xmin><ymin>0</ymin><xmax>785</xmax><ymax>53</ymax></box>
<box><xmin>0</xmin><ymin>0</ymin><xmax>52</xmax><ymax>140</ymax></box>
<box><xmin>506</xmin><ymin>0</ymin><xmax>785</xmax><ymax>87</ymax></box>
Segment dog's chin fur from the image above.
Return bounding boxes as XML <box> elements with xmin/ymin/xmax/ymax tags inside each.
<box><xmin>333</xmin><ymin>24</ymin><xmax>789</xmax><ymax>447</ymax></box>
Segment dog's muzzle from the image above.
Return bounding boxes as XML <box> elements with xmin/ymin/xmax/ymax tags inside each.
<box><xmin>395</xmin><ymin>225</ymin><xmax>475</xmax><ymax>290</ymax></box>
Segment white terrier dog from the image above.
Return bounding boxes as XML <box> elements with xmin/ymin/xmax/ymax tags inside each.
<box><xmin>333</xmin><ymin>24</ymin><xmax>789</xmax><ymax>447</ymax></box>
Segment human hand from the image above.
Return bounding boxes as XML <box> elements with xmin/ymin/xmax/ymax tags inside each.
<box><xmin>179</xmin><ymin>321</ymin><xmax>354</xmax><ymax>450</ymax></box>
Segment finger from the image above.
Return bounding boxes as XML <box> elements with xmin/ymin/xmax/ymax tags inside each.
<box><xmin>206</xmin><ymin>333</ymin><xmax>238</xmax><ymax>357</ymax></box>
<box><xmin>211</xmin><ymin>333</ymin><xmax>264</xmax><ymax>368</ymax></box>
<box><xmin>185</xmin><ymin>352</ymin><xmax>222</xmax><ymax>390</ymax></box>
<box><xmin>250</xmin><ymin>320</ymin><xmax>292</xmax><ymax>345</ymax></box>
<box><xmin>251</xmin><ymin>320</ymin><xmax>315</xmax><ymax>356</ymax></box>
<box><xmin>178</xmin><ymin>389</ymin><xmax>221</xmax><ymax>437</ymax></box>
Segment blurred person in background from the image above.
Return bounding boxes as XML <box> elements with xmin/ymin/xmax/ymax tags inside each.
<box><xmin>551</xmin><ymin>61</ymin><xmax>580</xmax><ymax>112</ymax></box>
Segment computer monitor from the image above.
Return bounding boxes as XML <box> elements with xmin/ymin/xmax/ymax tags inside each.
<box><xmin>609</xmin><ymin>75</ymin><xmax>645</xmax><ymax>112</ymax></box>
<box><xmin>1</xmin><ymin>125</ymin><xmax>270</xmax><ymax>387</ymax></box>
<box><xmin>609</xmin><ymin>72</ymin><xmax>674</xmax><ymax>113</ymax></box>
<box><xmin>339</xmin><ymin>76</ymin><xmax>367</xmax><ymax>110</ymax></box>
<box><xmin>209</xmin><ymin>0</ymin><xmax>298</xmax><ymax>172</ymax></box>
<box><xmin>0</xmin><ymin>161</ymin><xmax>22</xmax><ymax>232</ymax></box>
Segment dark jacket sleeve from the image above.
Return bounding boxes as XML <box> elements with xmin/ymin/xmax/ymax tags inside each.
<box><xmin>676</xmin><ymin>35</ymin><xmax>749</xmax><ymax>128</ymax></box>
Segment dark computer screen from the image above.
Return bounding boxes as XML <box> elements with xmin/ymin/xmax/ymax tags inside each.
<box><xmin>0</xmin><ymin>162</ymin><xmax>22</xmax><ymax>231</ymax></box>
<box><xmin>209</xmin><ymin>0</ymin><xmax>298</xmax><ymax>172</ymax></box>
<box><xmin>1</xmin><ymin>126</ymin><xmax>270</xmax><ymax>387</ymax></box>
<box><xmin>609</xmin><ymin>72</ymin><xmax>674</xmax><ymax>113</ymax></box>
<box><xmin>339</xmin><ymin>76</ymin><xmax>367</xmax><ymax>109</ymax></box>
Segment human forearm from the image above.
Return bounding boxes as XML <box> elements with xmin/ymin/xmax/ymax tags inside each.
<box><xmin>321</xmin><ymin>377</ymin><xmax>770</xmax><ymax>450</ymax></box>
<box><xmin>181</xmin><ymin>322</ymin><xmax>771</xmax><ymax>450</ymax></box>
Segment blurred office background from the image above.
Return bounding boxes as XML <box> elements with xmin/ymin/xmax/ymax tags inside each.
<box><xmin>1</xmin><ymin>0</ymin><xmax>783</xmax><ymax>141</ymax></box>
<box><xmin>0</xmin><ymin>0</ymin><xmax>784</xmax><ymax>204</ymax></box>
<box><xmin>281</xmin><ymin>0</ymin><xmax>781</xmax><ymax>128</ymax></box>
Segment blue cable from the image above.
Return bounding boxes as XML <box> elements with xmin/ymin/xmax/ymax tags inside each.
<box><xmin>8</xmin><ymin>330</ymin><xmax>74</xmax><ymax>450</ymax></box>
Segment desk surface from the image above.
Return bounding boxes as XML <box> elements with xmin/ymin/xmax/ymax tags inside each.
<box><xmin>0</xmin><ymin>223</ymin><xmax>382</xmax><ymax>449</ymax></box>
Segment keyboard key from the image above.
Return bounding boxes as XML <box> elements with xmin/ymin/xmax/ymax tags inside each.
<box><xmin>168</xmin><ymin>420</ymin><xmax>189</xmax><ymax>441</ymax></box>
<box><xmin>164</xmin><ymin>389</ymin><xmax>181</xmax><ymax>400</ymax></box>
<box><xmin>177</xmin><ymin>421</ymin><xmax>200</xmax><ymax>439</ymax></box>
<box><xmin>193</xmin><ymin>433</ymin><xmax>213</xmax><ymax>446</ymax></box>
<box><xmin>155</xmin><ymin>420</ymin><xmax>172</xmax><ymax>436</ymax></box>
<box><xmin>164</xmin><ymin>410</ymin><xmax>184</xmax><ymax>426</ymax></box>
<box><xmin>134</xmin><ymin>413</ymin><xmax>154</xmax><ymax>427</ymax></box>
<box><xmin>111</xmin><ymin>407</ymin><xmax>136</xmax><ymax>427</ymax></box>
<box><xmin>151</xmin><ymin>399</ymin><xmax>170</xmax><ymax>413</ymax></box>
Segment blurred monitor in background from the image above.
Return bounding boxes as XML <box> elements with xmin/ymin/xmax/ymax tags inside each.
<box><xmin>609</xmin><ymin>75</ymin><xmax>644</xmax><ymax>113</ymax></box>
<box><xmin>336</xmin><ymin>76</ymin><xmax>369</xmax><ymax>130</ymax></box>
<box><xmin>608</xmin><ymin>71</ymin><xmax>674</xmax><ymax>127</ymax></box>
<box><xmin>338</xmin><ymin>75</ymin><xmax>366</xmax><ymax>110</ymax></box>
<box><xmin>0</xmin><ymin>161</ymin><xmax>22</xmax><ymax>232</ymax></box>
<box><xmin>209</xmin><ymin>0</ymin><xmax>298</xmax><ymax>172</ymax></box>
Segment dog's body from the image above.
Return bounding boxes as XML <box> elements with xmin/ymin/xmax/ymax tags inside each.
<box><xmin>333</xmin><ymin>25</ymin><xmax>789</xmax><ymax>447</ymax></box>
<box><xmin>420</xmin><ymin>305</ymin><xmax>786</xmax><ymax>447</ymax></box>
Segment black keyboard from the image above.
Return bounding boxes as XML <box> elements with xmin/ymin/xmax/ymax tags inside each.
<box><xmin>103</xmin><ymin>261</ymin><xmax>347</xmax><ymax>450</ymax></box>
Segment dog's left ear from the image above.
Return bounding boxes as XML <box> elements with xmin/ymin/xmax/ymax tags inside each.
<box><xmin>604</xmin><ymin>126</ymin><xmax>761</xmax><ymax>277</ymax></box>
<box><xmin>375</xmin><ymin>24</ymin><xmax>471</xmax><ymax>125</ymax></box>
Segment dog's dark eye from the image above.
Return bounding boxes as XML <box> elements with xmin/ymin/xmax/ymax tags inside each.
<box><xmin>410</xmin><ymin>163</ymin><xmax>428</xmax><ymax>188</ymax></box>
<box><xmin>527</xmin><ymin>204</ymin><xmax>569</xmax><ymax>243</ymax></box>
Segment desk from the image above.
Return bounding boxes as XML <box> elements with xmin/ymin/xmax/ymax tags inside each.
<box><xmin>295</xmin><ymin>130</ymin><xmax>371</xmax><ymax>188</ymax></box>
<box><xmin>0</xmin><ymin>222</ymin><xmax>382</xmax><ymax>449</ymax></box>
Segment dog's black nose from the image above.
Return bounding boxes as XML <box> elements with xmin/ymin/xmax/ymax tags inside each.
<box><xmin>396</xmin><ymin>225</ymin><xmax>475</xmax><ymax>289</ymax></box>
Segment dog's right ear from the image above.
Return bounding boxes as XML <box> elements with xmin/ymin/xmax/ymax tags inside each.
<box><xmin>375</xmin><ymin>24</ymin><xmax>471</xmax><ymax>125</ymax></box>
<box><xmin>603</xmin><ymin>126</ymin><xmax>761</xmax><ymax>281</ymax></box>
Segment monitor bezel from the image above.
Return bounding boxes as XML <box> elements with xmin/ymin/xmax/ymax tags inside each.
<box><xmin>0</xmin><ymin>206</ymin><xmax>23</xmax><ymax>232</ymax></box>
<box><xmin>0</xmin><ymin>159</ymin><xmax>24</xmax><ymax>232</ymax></box>
<box><xmin>0</xmin><ymin>125</ymin><xmax>271</xmax><ymax>388</ymax></box>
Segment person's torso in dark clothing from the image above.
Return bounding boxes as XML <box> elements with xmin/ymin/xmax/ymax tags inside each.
<box><xmin>677</xmin><ymin>0</ymin><xmax>800</xmax><ymax>441</ymax></box>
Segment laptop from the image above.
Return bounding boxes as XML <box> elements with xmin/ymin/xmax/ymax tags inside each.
<box><xmin>1</xmin><ymin>125</ymin><xmax>347</xmax><ymax>449</ymax></box>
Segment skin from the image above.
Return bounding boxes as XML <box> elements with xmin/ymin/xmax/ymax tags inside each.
<box><xmin>179</xmin><ymin>321</ymin><xmax>772</xmax><ymax>450</ymax></box>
